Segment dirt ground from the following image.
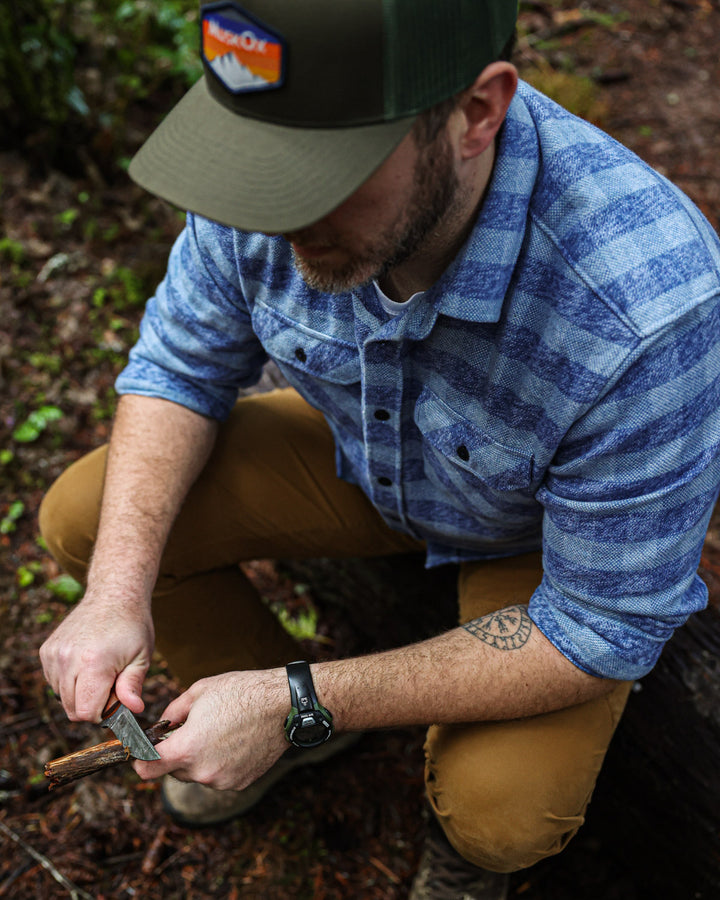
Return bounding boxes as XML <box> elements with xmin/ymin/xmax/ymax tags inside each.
<box><xmin>1</xmin><ymin>1</ymin><xmax>719</xmax><ymax>898</ymax></box>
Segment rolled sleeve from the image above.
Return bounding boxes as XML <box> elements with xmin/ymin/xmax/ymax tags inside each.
<box><xmin>116</xmin><ymin>214</ymin><xmax>268</xmax><ymax>420</ymax></box>
<box><xmin>531</xmin><ymin>297</ymin><xmax>720</xmax><ymax>679</ymax></box>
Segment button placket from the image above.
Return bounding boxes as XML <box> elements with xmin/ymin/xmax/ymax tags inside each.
<box><xmin>362</xmin><ymin>340</ymin><xmax>404</xmax><ymax>513</ymax></box>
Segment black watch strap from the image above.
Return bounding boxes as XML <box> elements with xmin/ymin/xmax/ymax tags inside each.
<box><xmin>286</xmin><ymin>660</ymin><xmax>319</xmax><ymax>712</ymax></box>
<box><xmin>284</xmin><ymin>660</ymin><xmax>333</xmax><ymax>748</ymax></box>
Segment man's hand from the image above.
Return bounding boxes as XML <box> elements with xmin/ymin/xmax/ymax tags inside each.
<box><xmin>39</xmin><ymin>591</ymin><xmax>154</xmax><ymax>722</ymax></box>
<box><xmin>40</xmin><ymin>395</ymin><xmax>219</xmax><ymax>725</ymax></box>
<box><xmin>132</xmin><ymin>669</ymin><xmax>288</xmax><ymax>791</ymax></box>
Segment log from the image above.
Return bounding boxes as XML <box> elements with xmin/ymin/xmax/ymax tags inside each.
<box><xmin>44</xmin><ymin>720</ymin><xmax>176</xmax><ymax>789</ymax></box>
<box><xmin>584</xmin><ymin>561</ymin><xmax>720</xmax><ymax>900</ymax></box>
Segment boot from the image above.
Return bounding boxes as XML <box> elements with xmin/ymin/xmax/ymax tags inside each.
<box><xmin>409</xmin><ymin>815</ymin><xmax>509</xmax><ymax>900</ymax></box>
<box><xmin>161</xmin><ymin>731</ymin><xmax>361</xmax><ymax>827</ymax></box>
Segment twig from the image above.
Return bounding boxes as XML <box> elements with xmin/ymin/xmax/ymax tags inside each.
<box><xmin>0</xmin><ymin>818</ymin><xmax>94</xmax><ymax>900</ymax></box>
<box><xmin>368</xmin><ymin>856</ymin><xmax>401</xmax><ymax>885</ymax></box>
<box><xmin>44</xmin><ymin>720</ymin><xmax>176</xmax><ymax>789</ymax></box>
<box><xmin>0</xmin><ymin>861</ymin><xmax>33</xmax><ymax>897</ymax></box>
<box><xmin>141</xmin><ymin>824</ymin><xmax>168</xmax><ymax>875</ymax></box>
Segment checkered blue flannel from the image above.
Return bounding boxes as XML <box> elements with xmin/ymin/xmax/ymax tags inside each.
<box><xmin>116</xmin><ymin>81</ymin><xmax>720</xmax><ymax>680</ymax></box>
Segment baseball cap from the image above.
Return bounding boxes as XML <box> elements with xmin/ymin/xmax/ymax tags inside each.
<box><xmin>129</xmin><ymin>0</ymin><xmax>518</xmax><ymax>233</ymax></box>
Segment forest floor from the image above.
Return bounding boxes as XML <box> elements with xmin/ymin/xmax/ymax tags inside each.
<box><xmin>1</xmin><ymin>1</ymin><xmax>720</xmax><ymax>898</ymax></box>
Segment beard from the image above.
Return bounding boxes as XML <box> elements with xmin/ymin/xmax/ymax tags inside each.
<box><xmin>285</xmin><ymin>132</ymin><xmax>460</xmax><ymax>294</ymax></box>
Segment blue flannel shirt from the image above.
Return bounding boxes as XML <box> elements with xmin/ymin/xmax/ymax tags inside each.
<box><xmin>116</xmin><ymin>82</ymin><xmax>720</xmax><ymax>681</ymax></box>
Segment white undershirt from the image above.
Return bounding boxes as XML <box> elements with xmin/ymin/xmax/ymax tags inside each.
<box><xmin>373</xmin><ymin>280</ymin><xmax>426</xmax><ymax>315</ymax></box>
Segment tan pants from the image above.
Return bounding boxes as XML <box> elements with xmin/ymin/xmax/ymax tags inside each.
<box><xmin>39</xmin><ymin>388</ymin><xmax>631</xmax><ymax>872</ymax></box>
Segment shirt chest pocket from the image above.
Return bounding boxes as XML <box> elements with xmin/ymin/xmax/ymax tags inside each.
<box><xmin>413</xmin><ymin>387</ymin><xmax>536</xmax><ymax>498</ymax></box>
<box><xmin>251</xmin><ymin>301</ymin><xmax>361</xmax><ymax>385</ymax></box>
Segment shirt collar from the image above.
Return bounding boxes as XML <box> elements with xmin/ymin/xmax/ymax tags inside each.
<box><xmin>425</xmin><ymin>83</ymin><xmax>540</xmax><ymax>325</ymax></box>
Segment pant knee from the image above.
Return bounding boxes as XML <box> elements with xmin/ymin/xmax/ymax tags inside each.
<box><xmin>39</xmin><ymin>446</ymin><xmax>106</xmax><ymax>581</ymax></box>
<box><xmin>437</xmin><ymin>797</ymin><xmax>583</xmax><ymax>873</ymax></box>
<box><xmin>424</xmin><ymin>722</ymin><xmax>593</xmax><ymax>873</ymax></box>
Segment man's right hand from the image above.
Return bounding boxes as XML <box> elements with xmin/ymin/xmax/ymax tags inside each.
<box><xmin>39</xmin><ymin>395</ymin><xmax>219</xmax><ymax>724</ymax></box>
<box><xmin>39</xmin><ymin>590</ymin><xmax>154</xmax><ymax>723</ymax></box>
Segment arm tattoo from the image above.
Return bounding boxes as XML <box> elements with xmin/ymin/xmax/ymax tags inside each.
<box><xmin>463</xmin><ymin>605</ymin><xmax>533</xmax><ymax>651</ymax></box>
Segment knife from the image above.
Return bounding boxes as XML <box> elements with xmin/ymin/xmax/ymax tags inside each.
<box><xmin>101</xmin><ymin>689</ymin><xmax>161</xmax><ymax>761</ymax></box>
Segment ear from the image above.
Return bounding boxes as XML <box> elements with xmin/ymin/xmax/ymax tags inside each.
<box><xmin>457</xmin><ymin>62</ymin><xmax>518</xmax><ymax>160</ymax></box>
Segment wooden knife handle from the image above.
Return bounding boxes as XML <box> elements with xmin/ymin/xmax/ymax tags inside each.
<box><xmin>101</xmin><ymin>687</ymin><xmax>120</xmax><ymax>719</ymax></box>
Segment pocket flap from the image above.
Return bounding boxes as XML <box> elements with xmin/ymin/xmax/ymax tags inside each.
<box><xmin>252</xmin><ymin>301</ymin><xmax>360</xmax><ymax>384</ymax></box>
<box><xmin>414</xmin><ymin>388</ymin><xmax>534</xmax><ymax>491</ymax></box>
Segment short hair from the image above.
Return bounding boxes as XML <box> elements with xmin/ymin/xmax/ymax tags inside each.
<box><xmin>413</xmin><ymin>31</ymin><xmax>517</xmax><ymax>146</ymax></box>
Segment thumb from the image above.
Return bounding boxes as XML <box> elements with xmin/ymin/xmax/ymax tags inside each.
<box><xmin>115</xmin><ymin>663</ymin><xmax>148</xmax><ymax>715</ymax></box>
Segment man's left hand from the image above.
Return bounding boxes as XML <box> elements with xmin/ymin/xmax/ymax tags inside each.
<box><xmin>132</xmin><ymin>669</ymin><xmax>288</xmax><ymax>790</ymax></box>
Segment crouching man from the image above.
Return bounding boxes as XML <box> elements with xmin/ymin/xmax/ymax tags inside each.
<box><xmin>38</xmin><ymin>1</ymin><xmax>720</xmax><ymax>896</ymax></box>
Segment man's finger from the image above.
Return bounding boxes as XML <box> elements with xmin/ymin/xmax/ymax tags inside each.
<box><xmin>132</xmin><ymin>728</ymin><xmax>187</xmax><ymax>780</ymax></box>
<box><xmin>115</xmin><ymin>665</ymin><xmax>148</xmax><ymax>715</ymax></box>
<box><xmin>58</xmin><ymin>672</ymin><xmax>78</xmax><ymax>720</ymax></box>
<box><xmin>75</xmin><ymin>666</ymin><xmax>121</xmax><ymax>721</ymax></box>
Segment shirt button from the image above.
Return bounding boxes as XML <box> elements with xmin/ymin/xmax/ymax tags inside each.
<box><xmin>377</xmin><ymin>476</ymin><xmax>392</xmax><ymax>486</ymax></box>
<box><xmin>374</xmin><ymin>409</ymin><xmax>390</xmax><ymax>421</ymax></box>
<box><xmin>456</xmin><ymin>444</ymin><xmax>470</xmax><ymax>461</ymax></box>
<box><xmin>294</xmin><ymin>347</ymin><xmax>307</xmax><ymax>363</ymax></box>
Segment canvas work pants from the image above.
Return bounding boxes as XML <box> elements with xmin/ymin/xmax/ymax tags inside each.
<box><xmin>39</xmin><ymin>388</ymin><xmax>632</xmax><ymax>873</ymax></box>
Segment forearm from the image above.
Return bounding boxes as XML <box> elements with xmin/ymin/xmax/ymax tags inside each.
<box><xmin>135</xmin><ymin>604</ymin><xmax>618</xmax><ymax>788</ymax></box>
<box><xmin>40</xmin><ymin>394</ymin><xmax>220</xmax><ymax>721</ymax></box>
<box><xmin>86</xmin><ymin>393</ymin><xmax>218</xmax><ymax>605</ymax></box>
<box><xmin>312</xmin><ymin>606</ymin><xmax>617</xmax><ymax>730</ymax></box>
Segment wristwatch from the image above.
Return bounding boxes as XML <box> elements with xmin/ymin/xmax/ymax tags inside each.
<box><xmin>284</xmin><ymin>660</ymin><xmax>334</xmax><ymax>748</ymax></box>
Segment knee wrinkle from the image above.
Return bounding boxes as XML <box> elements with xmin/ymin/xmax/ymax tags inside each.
<box><xmin>437</xmin><ymin>795</ymin><xmax>583</xmax><ymax>873</ymax></box>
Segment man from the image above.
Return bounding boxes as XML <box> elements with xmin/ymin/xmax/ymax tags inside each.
<box><xmin>38</xmin><ymin>1</ymin><xmax>720</xmax><ymax>897</ymax></box>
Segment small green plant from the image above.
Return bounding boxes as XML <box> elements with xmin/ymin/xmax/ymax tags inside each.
<box><xmin>54</xmin><ymin>207</ymin><xmax>80</xmax><ymax>230</ymax></box>
<box><xmin>26</xmin><ymin>772</ymin><xmax>46</xmax><ymax>788</ymax></box>
<box><xmin>93</xmin><ymin>266</ymin><xmax>146</xmax><ymax>311</ymax></box>
<box><xmin>113</xmin><ymin>266</ymin><xmax>145</xmax><ymax>307</ymax></box>
<box><xmin>0</xmin><ymin>237</ymin><xmax>24</xmax><ymax>264</ymax></box>
<box><xmin>0</xmin><ymin>501</ymin><xmax>24</xmax><ymax>534</ymax></box>
<box><xmin>272</xmin><ymin>603</ymin><xmax>331</xmax><ymax>644</ymax></box>
<box><xmin>12</xmin><ymin>406</ymin><xmax>63</xmax><ymax>443</ymax></box>
<box><xmin>275</xmin><ymin>606</ymin><xmax>321</xmax><ymax>642</ymax></box>
<box><xmin>46</xmin><ymin>574</ymin><xmax>84</xmax><ymax>604</ymax></box>
<box><xmin>16</xmin><ymin>562</ymin><xmax>43</xmax><ymax>587</ymax></box>
<box><xmin>28</xmin><ymin>352</ymin><xmax>63</xmax><ymax>375</ymax></box>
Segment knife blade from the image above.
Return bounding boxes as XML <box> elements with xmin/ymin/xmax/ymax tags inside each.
<box><xmin>101</xmin><ymin>689</ymin><xmax>161</xmax><ymax>761</ymax></box>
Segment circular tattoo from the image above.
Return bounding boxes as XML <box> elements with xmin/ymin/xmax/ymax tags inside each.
<box><xmin>463</xmin><ymin>605</ymin><xmax>533</xmax><ymax>651</ymax></box>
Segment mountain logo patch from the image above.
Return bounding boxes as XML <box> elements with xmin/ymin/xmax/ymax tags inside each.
<box><xmin>201</xmin><ymin>2</ymin><xmax>285</xmax><ymax>94</ymax></box>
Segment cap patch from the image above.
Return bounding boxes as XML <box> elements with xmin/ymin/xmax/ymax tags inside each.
<box><xmin>201</xmin><ymin>2</ymin><xmax>285</xmax><ymax>94</ymax></box>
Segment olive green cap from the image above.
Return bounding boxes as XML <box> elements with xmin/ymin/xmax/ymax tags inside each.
<box><xmin>129</xmin><ymin>0</ymin><xmax>518</xmax><ymax>233</ymax></box>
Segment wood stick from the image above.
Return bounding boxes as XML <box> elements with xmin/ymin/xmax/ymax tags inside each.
<box><xmin>44</xmin><ymin>720</ymin><xmax>177</xmax><ymax>789</ymax></box>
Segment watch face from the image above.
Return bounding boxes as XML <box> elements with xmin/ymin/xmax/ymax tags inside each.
<box><xmin>289</xmin><ymin>711</ymin><xmax>332</xmax><ymax>747</ymax></box>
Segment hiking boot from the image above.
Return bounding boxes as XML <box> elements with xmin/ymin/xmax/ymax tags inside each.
<box><xmin>161</xmin><ymin>731</ymin><xmax>361</xmax><ymax>827</ymax></box>
<box><xmin>409</xmin><ymin>816</ymin><xmax>509</xmax><ymax>900</ymax></box>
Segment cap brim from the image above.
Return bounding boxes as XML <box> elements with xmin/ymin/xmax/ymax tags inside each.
<box><xmin>128</xmin><ymin>77</ymin><xmax>416</xmax><ymax>234</ymax></box>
